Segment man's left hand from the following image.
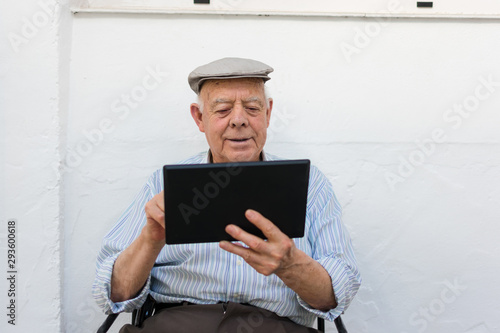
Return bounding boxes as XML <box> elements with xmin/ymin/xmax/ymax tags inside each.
<box><xmin>220</xmin><ymin>209</ymin><xmax>337</xmax><ymax>311</ymax></box>
<box><xmin>219</xmin><ymin>209</ymin><xmax>297</xmax><ymax>276</ymax></box>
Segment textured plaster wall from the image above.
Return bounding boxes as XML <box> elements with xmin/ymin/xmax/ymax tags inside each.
<box><xmin>0</xmin><ymin>0</ymin><xmax>70</xmax><ymax>332</ymax></box>
<box><xmin>1</xmin><ymin>4</ymin><xmax>500</xmax><ymax>333</ymax></box>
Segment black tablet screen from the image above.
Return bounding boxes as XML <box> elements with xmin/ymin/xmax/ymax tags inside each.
<box><xmin>163</xmin><ymin>159</ymin><xmax>310</xmax><ymax>244</ymax></box>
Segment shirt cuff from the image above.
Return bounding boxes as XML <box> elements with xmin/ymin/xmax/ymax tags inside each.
<box><xmin>296</xmin><ymin>255</ymin><xmax>360</xmax><ymax>321</ymax></box>
<box><xmin>93</xmin><ymin>252</ymin><xmax>152</xmax><ymax>314</ymax></box>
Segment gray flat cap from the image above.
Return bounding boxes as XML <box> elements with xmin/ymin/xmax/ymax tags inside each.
<box><xmin>188</xmin><ymin>57</ymin><xmax>273</xmax><ymax>94</ymax></box>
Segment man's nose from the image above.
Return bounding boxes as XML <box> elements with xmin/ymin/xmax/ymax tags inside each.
<box><xmin>229</xmin><ymin>104</ymin><xmax>248</xmax><ymax>127</ymax></box>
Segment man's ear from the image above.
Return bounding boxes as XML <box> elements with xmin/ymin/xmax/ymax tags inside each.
<box><xmin>266</xmin><ymin>98</ymin><xmax>273</xmax><ymax>128</ymax></box>
<box><xmin>190</xmin><ymin>103</ymin><xmax>205</xmax><ymax>133</ymax></box>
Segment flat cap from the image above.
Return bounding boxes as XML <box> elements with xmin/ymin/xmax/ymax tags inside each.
<box><xmin>188</xmin><ymin>57</ymin><xmax>273</xmax><ymax>94</ymax></box>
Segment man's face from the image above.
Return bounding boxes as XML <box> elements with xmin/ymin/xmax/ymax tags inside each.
<box><xmin>190</xmin><ymin>78</ymin><xmax>273</xmax><ymax>163</ymax></box>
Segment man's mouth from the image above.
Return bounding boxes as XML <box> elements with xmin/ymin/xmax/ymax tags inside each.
<box><xmin>228</xmin><ymin>138</ymin><xmax>250</xmax><ymax>142</ymax></box>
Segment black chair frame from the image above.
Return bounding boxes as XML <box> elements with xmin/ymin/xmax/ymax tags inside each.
<box><xmin>97</xmin><ymin>295</ymin><xmax>348</xmax><ymax>333</ymax></box>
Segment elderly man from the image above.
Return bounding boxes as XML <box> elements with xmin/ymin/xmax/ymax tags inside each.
<box><xmin>93</xmin><ymin>57</ymin><xmax>361</xmax><ymax>332</ymax></box>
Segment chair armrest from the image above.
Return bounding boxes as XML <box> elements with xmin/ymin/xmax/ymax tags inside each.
<box><xmin>96</xmin><ymin>313</ymin><xmax>119</xmax><ymax>333</ymax></box>
<box><xmin>334</xmin><ymin>316</ymin><xmax>348</xmax><ymax>333</ymax></box>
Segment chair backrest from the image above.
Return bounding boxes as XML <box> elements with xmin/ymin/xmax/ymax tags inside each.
<box><xmin>317</xmin><ymin>317</ymin><xmax>325</xmax><ymax>331</ymax></box>
<box><xmin>333</xmin><ymin>316</ymin><xmax>348</xmax><ymax>333</ymax></box>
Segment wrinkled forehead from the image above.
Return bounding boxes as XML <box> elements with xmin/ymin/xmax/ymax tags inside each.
<box><xmin>199</xmin><ymin>78</ymin><xmax>266</xmax><ymax>101</ymax></box>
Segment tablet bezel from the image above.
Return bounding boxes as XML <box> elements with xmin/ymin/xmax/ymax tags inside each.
<box><xmin>163</xmin><ymin>159</ymin><xmax>310</xmax><ymax>244</ymax></box>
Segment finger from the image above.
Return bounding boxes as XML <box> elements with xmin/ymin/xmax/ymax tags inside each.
<box><xmin>245</xmin><ymin>209</ymin><xmax>283</xmax><ymax>241</ymax></box>
<box><xmin>145</xmin><ymin>199</ymin><xmax>165</xmax><ymax>227</ymax></box>
<box><xmin>156</xmin><ymin>191</ymin><xmax>165</xmax><ymax>212</ymax></box>
<box><xmin>225</xmin><ymin>224</ymin><xmax>267</xmax><ymax>252</ymax></box>
<box><xmin>219</xmin><ymin>240</ymin><xmax>251</xmax><ymax>258</ymax></box>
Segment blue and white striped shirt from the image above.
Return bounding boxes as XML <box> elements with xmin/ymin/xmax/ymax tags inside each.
<box><xmin>93</xmin><ymin>151</ymin><xmax>361</xmax><ymax>327</ymax></box>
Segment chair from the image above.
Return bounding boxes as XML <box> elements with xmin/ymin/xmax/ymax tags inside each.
<box><xmin>96</xmin><ymin>295</ymin><xmax>348</xmax><ymax>333</ymax></box>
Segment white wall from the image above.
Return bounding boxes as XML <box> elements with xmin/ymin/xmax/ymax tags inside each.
<box><xmin>0</xmin><ymin>0</ymin><xmax>70</xmax><ymax>332</ymax></box>
<box><xmin>1</xmin><ymin>3</ymin><xmax>499</xmax><ymax>333</ymax></box>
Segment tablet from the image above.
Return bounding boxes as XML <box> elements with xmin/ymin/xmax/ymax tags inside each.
<box><xmin>163</xmin><ymin>159</ymin><xmax>310</xmax><ymax>244</ymax></box>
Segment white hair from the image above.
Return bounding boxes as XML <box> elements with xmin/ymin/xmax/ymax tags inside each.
<box><xmin>196</xmin><ymin>83</ymin><xmax>271</xmax><ymax>113</ymax></box>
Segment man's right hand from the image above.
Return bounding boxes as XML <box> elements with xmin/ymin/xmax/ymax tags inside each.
<box><xmin>110</xmin><ymin>191</ymin><xmax>166</xmax><ymax>302</ymax></box>
<box><xmin>144</xmin><ymin>191</ymin><xmax>166</xmax><ymax>245</ymax></box>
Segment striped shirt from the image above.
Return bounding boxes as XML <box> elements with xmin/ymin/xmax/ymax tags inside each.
<box><xmin>92</xmin><ymin>151</ymin><xmax>361</xmax><ymax>327</ymax></box>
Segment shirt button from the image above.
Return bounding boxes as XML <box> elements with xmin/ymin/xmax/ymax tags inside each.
<box><xmin>237</xmin><ymin>260</ymin><xmax>242</xmax><ymax>266</ymax></box>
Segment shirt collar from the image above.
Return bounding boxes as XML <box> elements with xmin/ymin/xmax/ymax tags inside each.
<box><xmin>205</xmin><ymin>150</ymin><xmax>267</xmax><ymax>163</ymax></box>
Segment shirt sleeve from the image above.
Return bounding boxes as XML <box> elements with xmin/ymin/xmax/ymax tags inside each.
<box><xmin>296</xmin><ymin>166</ymin><xmax>361</xmax><ymax>321</ymax></box>
<box><xmin>92</xmin><ymin>172</ymin><xmax>160</xmax><ymax>314</ymax></box>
